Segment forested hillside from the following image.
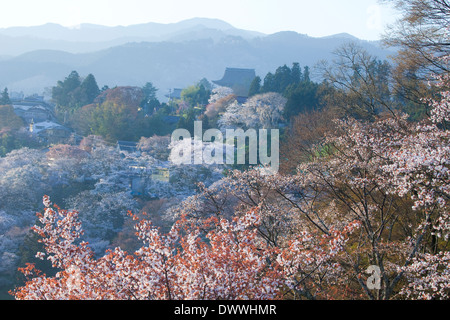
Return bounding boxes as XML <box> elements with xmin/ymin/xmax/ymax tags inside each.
<box><xmin>0</xmin><ymin>18</ymin><xmax>390</xmax><ymax>99</ymax></box>
<box><xmin>1</xmin><ymin>1</ymin><xmax>449</xmax><ymax>301</ymax></box>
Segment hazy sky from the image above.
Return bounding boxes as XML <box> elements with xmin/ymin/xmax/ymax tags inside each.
<box><xmin>0</xmin><ymin>0</ymin><xmax>400</xmax><ymax>40</ymax></box>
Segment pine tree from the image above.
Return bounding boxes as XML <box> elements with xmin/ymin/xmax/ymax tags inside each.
<box><xmin>52</xmin><ymin>71</ymin><xmax>82</xmax><ymax>108</ymax></box>
<box><xmin>291</xmin><ymin>62</ymin><xmax>302</xmax><ymax>84</ymax></box>
<box><xmin>80</xmin><ymin>74</ymin><xmax>100</xmax><ymax>105</ymax></box>
<box><xmin>248</xmin><ymin>76</ymin><xmax>261</xmax><ymax>97</ymax></box>
<box><xmin>0</xmin><ymin>87</ymin><xmax>11</xmax><ymax>105</ymax></box>
<box><xmin>303</xmin><ymin>66</ymin><xmax>311</xmax><ymax>83</ymax></box>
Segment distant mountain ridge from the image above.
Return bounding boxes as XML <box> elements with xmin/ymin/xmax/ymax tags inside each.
<box><xmin>0</xmin><ymin>18</ymin><xmax>265</xmax><ymax>55</ymax></box>
<box><xmin>0</xmin><ymin>18</ymin><xmax>394</xmax><ymax>99</ymax></box>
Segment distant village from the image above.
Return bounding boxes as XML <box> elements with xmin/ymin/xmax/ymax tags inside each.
<box><xmin>10</xmin><ymin>92</ymin><xmax>73</xmax><ymax>144</ymax></box>
<box><xmin>5</xmin><ymin>67</ymin><xmax>258</xmax><ymax>198</ymax></box>
<box><xmin>9</xmin><ymin>67</ymin><xmax>255</xmax><ymax>145</ymax></box>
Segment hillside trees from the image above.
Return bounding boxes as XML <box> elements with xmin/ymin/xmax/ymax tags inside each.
<box><xmin>260</xmin><ymin>63</ymin><xmax>302</xmax><ymax>94</ymax></box>
<box><xmin>204</xmin><ymin>87</ymin><xmax>235</xmax><ymax>127</ymax></box>
<box><xmin>8</xmin><ymin>65</ymin><xmax>450</xmax><ymax>301</ymax></box>
<box><xmin>279</xmin><ymin>108</ymin><xmax>336</xmax><ymax>174</ymax></box>
<box><xmin>172</xmin><ymin>64</ymin><xmax>450</xmax><ymax>299</ymax></box>
<box><xmin>50</xmin><ymin>73</ymin><xmax>179</xmax><ymax>142</ymax></box>
<box><xmin>7</xmin><ymin>1</ymin><xmax>450</xmax><ymax>300</ymax></box>
<box><xmin>0</xmin><ymin>105</ymin><xmax>24</xmax><ymax>133</ymax></box>
<box><xmin>80</xmin><ymin>74</ymin><xmax>101</xmax><ymax>106</ymax></box>
<box><xmin>252</xmin><ymin>63</ymin><xmax>323</xmax><ymax>120</ymax></box>
<box><xmin>12</xmin><ymin>190</ymin><xmax>366</xmax><ymax>300</ymax></box>
<box><xmin>248</xmin><ymin>76</ymin><xmax>261</xmax><ymax>97</ymax></box>
<box><xmin>52</xmin><ymin>71</ymin><xmax>100</xmax><ymax>119</ymax></box>
<box><xmin>11</xmin><ymin>198</ymin><xmax>285</xmax><ymax>300</ymax></box>
<box><xmin>318</xmin><ymin>43</ymin><xmax>394</xmax><ymax>119</ymax></box>
<box><xmin>137</xmin><ymin>135</ymin><xmax>171</xmax><ymax>161</ymax></box>
<box><xmin>218</xmin><ymin>92</ymin><xmax>287</xmax><ymax>130</ymax></box>
<box><xmin>72</xmin><ymin>86</ymin><xmax>174</xmax><ymax>142</ymax></box>
<box><xmin>171</xmin><ymin>156</ymin><xmax>411</xmax><ymax>300</ymax></box>
<box><xmin>0</xmin><ymin>138</ymin><xmax>197</xmax><ymax>296</ymax></box>
<box><xmin>181</xmin><ymin>81</ymin><xmax>211</xmax><ymax>108</ymax></box>
<box><xmin>384</xmin><ymin>0</ymin><xmax>450</xmax><ymax>76</ymax></box>
<box><xmin>383</xmin><ymin>0</ymin><xmax>450</xmax><ymax>118</ymax></box>
<box><xmin>283</xmin><ymin>81</ymin><xmax>321</xmax><ymax>119</ymax></box>
<box><xmin>279</xmin><ymin>43</ymin><xmax>399</xmax><ymax>175</ymax></box>
<box><xmin>378</xmin><ymin>60</ymin><xmax>450</xmax><ymax>299</ymax></box>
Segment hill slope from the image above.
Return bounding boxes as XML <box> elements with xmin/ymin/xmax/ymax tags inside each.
<box><xmin>0</xmin><ymin>19</ymin><xmax>393</xmax><ymax>99</ymax></box>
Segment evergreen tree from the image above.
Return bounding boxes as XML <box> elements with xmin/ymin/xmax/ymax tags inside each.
<box><xmin>177</xmin><ymin>108</ymin><xmax>196</xmax><ymax>135</ymax></box>
<box><xmin>274</xmin><ymin>64</ymin><xmax>292</xmax><ymax>93</ymax></box>
<box><xmin>63</xmin><ymin>70</ymin><xmax>82</xmax><ymax>92</ymax></box>
<box><xmin>142</xmin><ymin>82</ymin><xmax>158</xmax><ymax>102</ymax></box>
<box><xmin>303</xmin><ymin>66</ymin><xmax>311</xmax><ymax>83</ymax></box>
<box><xmin>284</xmin><ymin>81</ymin><xmax>320</xmax><ymax>119</ymax></box>
<box><xmin>262</xmin><ymin>72</ymin><xmax>275</xmax><ymax>93</ymax></box>
<box><xmin>181</xmin><ymin>84</ymin><xmax>210</xmax><ymax>107</ymax></box>
<box><xmin>0</xmin><ymin>105</ymin><xmax>23</xmax><ymax>130</ymax></box>
<box><xmin>197</xmin><ymin>78</ymin><xmax>213</xmax><ymax>91</ymax></box>
<box><xmin>80</xmin><ymin>74</ymin><xmax>100</xmax><ymax>105</ymax></box>
<box><xmin>291</xmin><ymin>63</ymin><xmax>302</xmax><ymax>85</ymax></box>
<box><xmin>248</xmin><ymin>76</ymin><xmax>261</xmax><ymax>97</ymax></box>
<box><xmin>141</xmin><ymin>82</ymin><xmax>160</xmax><ymax>114</ymax></box>
<box><xmin>261</xmin><ymin>63</ymin><xmax>306</xmax><ymax>95</ymax></box>
<box><xmin>52</xmin><ymin>71</ymin><xmax>82</xmax><ymax>108</ymax></box>
<box><xmin>0</xmin><ymin>87</ymin><xmax>11</xmax><ymax>105</ymax></box>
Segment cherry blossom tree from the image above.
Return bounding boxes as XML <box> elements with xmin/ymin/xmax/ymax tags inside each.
<box><xmin>170</xmin><ymin>62</ymin><xmax>450</xmax><ymax>298</ymax></box>
<box><xmin>170</xmin><ymin>167</ymin><xmax>369</xmax><ymax>299</ymax></box>
<box><xmin>11</xmin><ymin>197</ymin><xmax>284</xmax><ymax>300</ymax></box>
<box><xmin>8</xmin><ymin>51</ymin><xmax>450</xmax><ymax>301</ymax></box>
<box><xmin>378</xmin><ymin>54</ymin><xmax>450</xmax><ymax>300</ymax></box>
<box><xmin>218</xmin><ymin>93</ymin><xmax>286</xmax><ymax>130</ymax></box>
<box><xmin>208</xmin><ymin>86</ymin><xmax>234</xmax><ymax>105</ymax></box>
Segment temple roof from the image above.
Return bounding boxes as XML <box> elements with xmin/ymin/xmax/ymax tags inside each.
<box><xmin>213</xmin><ymin>68</ymin><xmax>256</xmax><ymax>97</ymax></box>
<box><xmin>213</xmin><ymin>68</ymin><xmax>256</xmax><ymax>86</ymax></box>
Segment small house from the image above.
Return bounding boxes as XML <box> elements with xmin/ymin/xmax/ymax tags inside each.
<box><xmin>30</xmin><ymin>120</ymin><xmax>72</xmax><ymax>144</ymax></box>
<box><xmin>165</xmin><ymin>88</ymin><xmax>183</xmax><ymax>102</ymax></box>
<box><xmin>13</xmin><ymin>104</ymin><xmax>54</xmax><ymax>124</ymax></box>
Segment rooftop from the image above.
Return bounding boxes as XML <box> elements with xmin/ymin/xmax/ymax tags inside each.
<box><xmin>31</xmin><ymin>120</ymin><xmax>69</xmax><ymax>133</ymax></box>
<box><xmin>213</xmin><ymin>68</ymin><xmax>256</xmax><ymax>97</ymax></box>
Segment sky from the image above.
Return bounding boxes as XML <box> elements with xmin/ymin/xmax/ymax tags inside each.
<box><xmin>0</xmin><ymin>0</ymin><xmax>400</xmax><ymax>40</ymax></box>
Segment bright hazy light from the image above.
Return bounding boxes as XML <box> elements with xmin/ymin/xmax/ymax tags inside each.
<box><xmin>0</xmin><ymin>0</ymin><xmax>399</xmax><ymax>40</ymax></box>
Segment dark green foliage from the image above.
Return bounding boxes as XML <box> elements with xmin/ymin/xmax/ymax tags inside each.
<box><xmin>177</xmin><ymin>108</ymin><xmax>197</xmax><ymax>136</ymax></box>
<box><xmin>52</xmin><ymin>71</ymin><xmax>82</xmax><ymax>109</ymax></box>
<box><xmin>291</xmin><ymin>62</ymin><xmax>302</xmax><ymax>84</ymax></box>
<box><xmin>0</xmin><ymin>105</ymin><xmax>24</xmax><ymax>131</ymax></box>
<box><xmin>248</xmin><ymin>76</ymin><xmax>261</xmax><ymax>97</ymax></box>
<box><xmin>181</xmin><ymin>83</ymin><xmax>211</xmax><ymax>107</ymax></box>
<box><xmin>52</xmin><ymin>71</ymin><xmax>100</xmax><ymax>113</ymax></box>
<box><xmin>259</xmin><ymin>62</ymin><xmax>323</xmax><ymax>120</ymax></box>
<box><xmin>80</xmin><ymin>74</ymin><xmax>100</xmax><ymax>105</ymax></box>
<box><xmin>0</xmin><ymin>88</ymin><xmax>11</xmax><ymax>105</ymax></box>
<box><xmin>284</xmin><ymin>81</ymin><xmax>321</xmax><ymax>118</ymax></box>
<box><xmin>0</xmin><ymin>105</ymin><xmax>40</xmax><ymax>157</ymax></box>
<box><xmin>0</xmin><ymin>131</ymin><xmax>43</xmax><ymax>157</ymax></box>
<box><xmin>72</xmin><ymin>86</ymin><xmax>174</xmax><ymax>142</ymax></box>
<box><xmin>141</xmin><ymin>82</ymin><xmax>160</xmax><ymax>114</ymax></box>
<box><xmin>261</xmin><ymin>63</ymin><xmax>307</xmax><ymax>95</ymax></box>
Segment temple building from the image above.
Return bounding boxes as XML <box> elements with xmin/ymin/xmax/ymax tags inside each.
<box><xmin>213</xmin><ymin>68</ymin><xmax>256</xmax><ymax>97</ymax></box>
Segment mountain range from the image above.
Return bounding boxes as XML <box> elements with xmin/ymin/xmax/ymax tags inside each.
<box><xmin>0</xmin><ymin>18</ymin><xmax>395</xmax><ymax>100</ymax></box>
